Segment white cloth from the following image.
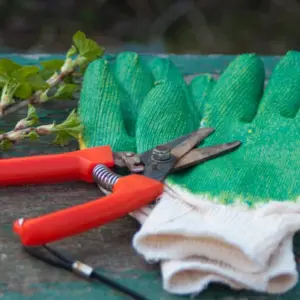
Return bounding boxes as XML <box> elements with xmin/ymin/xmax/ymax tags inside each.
<box><xmin>131</xmin><ymin>184</ymin><xmax>300</xmax><ymax>296</ymax></box>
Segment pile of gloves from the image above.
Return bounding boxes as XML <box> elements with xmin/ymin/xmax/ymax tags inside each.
<box><xmin>78</xmin><ymin>51</ymin><xmax>300</xmax><ymax>296</ymax></box>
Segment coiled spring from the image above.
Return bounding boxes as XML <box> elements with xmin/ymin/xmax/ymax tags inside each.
<box><xmin>92</xmin><ymin>164</ymin><xmax>121</xmax><ymax>192</ymax></box>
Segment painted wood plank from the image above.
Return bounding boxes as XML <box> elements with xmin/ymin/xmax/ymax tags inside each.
<box><xmin>1</xmin><ymin>54</ymin><xmax>298</xmax><ymax>300</ymax></box>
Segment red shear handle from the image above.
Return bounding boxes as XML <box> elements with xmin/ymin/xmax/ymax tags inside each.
<box><xmin>13</xmin><ymin>174</ymin><xmax>164</xmax><ymax>246</ymax></box>
<box><xmin>0</xmin><ymin>146</ymin><xmax>114</xmax><ymax>186</ymax></box>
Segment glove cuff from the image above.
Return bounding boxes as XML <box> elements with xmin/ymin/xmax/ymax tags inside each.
<box><xmin>161</xmin><ymin>235</ymin><xmax>298</xmax><ymax>295</ymax></box>
<box><xmin>132</xmin><ymin>183</ymin><xmax>300</xmax><ymax>273</ymax></box>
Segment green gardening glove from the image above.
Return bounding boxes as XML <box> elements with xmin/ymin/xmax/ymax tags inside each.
<box><xmin>78</xmin><ymin>51</ymin><xmax>198</xmax><ymax>152</ymax></box>
<box><xmin>175</xmin><ymin>52</ymin><xmax>299</xmax><ymax>205</ymax></box>
<box><xmin>133</xmin><ymin>52</ymin><xmax>300</xmax><ymax>204</ymax></box>
<box><xmin>79</xmin><ymin>51</ymin><xmax>152</xmax><ymax>151</ymax></box>
<box><xmin>133</xmin><ymin>52</ymin><xmax>300</xmax><ymax>295</ymax></box>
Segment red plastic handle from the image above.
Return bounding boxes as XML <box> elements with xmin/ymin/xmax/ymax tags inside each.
<box><xmin>13</xmin><ymin>174</ymin><xmax>164</xmax><ymax>246</ymax></box>
<box><xmin>0</xmin><ymin>146</ymin><xmax>114</xmax><ymax>186</ymax></box>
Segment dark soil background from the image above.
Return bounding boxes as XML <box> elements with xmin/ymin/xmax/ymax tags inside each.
<box><xmin>1</xmin><ymin>0</ymin><xmax>300</xmax><ymax>54</ymax></box>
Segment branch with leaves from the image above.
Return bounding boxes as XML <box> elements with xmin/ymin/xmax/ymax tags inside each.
<box><xmin>0</xmin><ymin>31</ymin><xmax>104</xmax><ymax>116</ymax></box>
<box><xmin>0</xmin><ymin>31</ymin><xmax>105</xmax><ymax>151</ymax></box>
<box><xmin>0</xmin><ymin>106</ymin><xmax>83</xmax><ymax>150</ymax></box>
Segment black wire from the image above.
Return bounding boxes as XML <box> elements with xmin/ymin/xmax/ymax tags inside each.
<box><xmin>42</xmin><ymin>244</ymin><xmax>73</xmax><ymax>264</ymax></box>
<box><xmin>43</xmin><ymin>245</ymin><xmax>149</xmax><ymax>300</ymax></box>
<box><xmin>23</xmin><ymin>246</ymin><xmax>72</xmax><ymax>271</ymax></box>
<box><xmin>24</xmin><ymin>245</ymin><xmax>150</xmax><ymax>300</ymax></box>
<box><xmin>90</xmin><ymin>271</ymin><xmax>149</xmax><ymax>300</ymax></box>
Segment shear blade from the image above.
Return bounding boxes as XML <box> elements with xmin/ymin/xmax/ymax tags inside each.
<box><xmin>173</xmin><ymin>141</ymin><xmax>241</xmax><ymax>171</ymax></box>
<box><xmin>139</xmin><ymin>128</ymin><xmax>214</xmax><ymax>165</ymax></box>
<box><xmin>171</xmin><ymin>128</ymin><xmax>215</xmax><ymax>159</ymax></box>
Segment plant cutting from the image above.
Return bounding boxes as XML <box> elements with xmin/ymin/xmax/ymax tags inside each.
<box><xmin>0</xmin><ymin>30</ymin><xmax>105</xmax><ymax>150</ymax></box>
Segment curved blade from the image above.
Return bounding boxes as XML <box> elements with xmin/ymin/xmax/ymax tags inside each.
<box><xmin>172</xmin><ymin>141</ymin><xmax>241</xmax><ymax>171</ymax></box>
<box><xmin>139</xmin><ymin>128</ymin><xmax>216</xmax><ymax>182</ymax></box>
<box><xmin>170</xmin><ymin>128</ymin><xmax>214</xmax><ymax>159</ymax></box>
<box><xmin>139</xmin><ymin>128</ymin><xmax>215</xmax><ymax>165</ymax></box>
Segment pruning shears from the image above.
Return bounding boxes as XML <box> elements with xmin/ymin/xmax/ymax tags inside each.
<box><xmin>0</xmin><ymin>128</ymin><xmax>241</xmax><ymax>247</ymax></box>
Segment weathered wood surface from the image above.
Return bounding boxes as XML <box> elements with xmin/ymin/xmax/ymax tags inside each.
<box><xmin>0</xmin><ymin>54</ymin><xmax>299</xmax><ymax>300</ymax></box>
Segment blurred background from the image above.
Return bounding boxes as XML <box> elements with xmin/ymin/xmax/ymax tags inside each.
<box><xmin>0</xmin><ymin>0</ymin><xmax>300</xmax><ymax>54</ymax></box>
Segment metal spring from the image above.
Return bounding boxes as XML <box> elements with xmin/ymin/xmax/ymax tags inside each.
<box><xmin>92</xmin><ymin>164</ymin><xmax>121</xmax><ymax>192</ymax></box>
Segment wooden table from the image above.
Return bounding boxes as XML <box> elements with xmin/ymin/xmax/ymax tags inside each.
<box><xmin>0</xmin><ymin>54</ymin><xmax>299</xmax><ymax>300</ymax></box>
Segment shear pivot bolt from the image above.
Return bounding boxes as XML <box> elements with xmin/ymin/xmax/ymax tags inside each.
<box><xmin>152</xmin><ymin>145</ymin><xmax>171</xmax><ymax>161</ymax></box>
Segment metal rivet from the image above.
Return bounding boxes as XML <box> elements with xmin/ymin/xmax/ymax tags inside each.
<box><xmin>151</xmin><ymin>146</ymin><xmax>171</xmax><ymax>161</ymax></box>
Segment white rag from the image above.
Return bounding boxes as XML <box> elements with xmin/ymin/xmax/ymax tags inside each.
<box><xmin>130</xmin><ymin>184</ymin><xmax>300</xmax><ymax>296</ymax></box>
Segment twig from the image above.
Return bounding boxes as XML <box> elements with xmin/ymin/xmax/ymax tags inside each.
<box><xmin>0</xmin><ymin>125</ymin><xmax>53</xmax><ymax>143</ymax></box>
<box><xmin>48</xmin><ymin>70</ymin><xmax>74</xmax><ymax>87</ymax></box>
<box><xmin>0</xmin><ymin>70</ymin><xmax>75</xmax><ymax>119</ymax></box>
<box><xmin>0</xmin><ymin>30</ymin><xmax>103</xmax><ymax>152</ymax></box>
<box><xmin>1</xmin><ymin>98</ymin><xmax>34</xmax><ymax>117</ymax></box>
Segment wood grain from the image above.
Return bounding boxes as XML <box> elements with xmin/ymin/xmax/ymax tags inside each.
<box><xmin>1</xmin><ymin>54</ymin><xmax>299</xmax><ymax>300</ymax></box>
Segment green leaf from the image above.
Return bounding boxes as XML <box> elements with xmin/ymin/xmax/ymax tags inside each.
<box><xmin>10</xmin><ymin>66</ymin><xmax>46</xmax><ymax>97</ymax></box>
<box><xmin>0</xmin><ymin>71</ymin><xmax>9</xmax><ymax>87</ymax></box>
<box><xmin>24</xmin><ymin>130</ymin><xmax>39</xmax><ymax>141</ymax></box>
<box><xmin>52</xmin><ymin>109</ymin><xmax>83</xmax><ymax>145</ymax></box>
<box><xmin>72</xmin><ymin>30</ymin><xmax>104</xmax><ymax>61</ymax></box>
<box><xmin>27</xmin><ymin>104</ymin><xmax>36</xmax><ymax>118</ymax></box>
<box><xmin>52</xmin><ymin>131</ymin><xmax>72</xmax><ymax>146</ymax></box>
<box><xmin>54</xmin><ymin>109</ymin><xmax>82</xmax><ymax>136</ymax></box>
<box><xmin>27</xmin><ymin>73</ymin><xmax>49</xmax><ymax>91</ymax></box>
<box><xmin>62</xmin><ymin>75</ymin><xmax>75</xmax><ymax>84</ymax></box>
<box><xmin>11</xmin><ymin>66</ymin><xmax>40</xmax><ymax>81</ymax></box>
<box><xmin>26</xmin><ymin>104</ymin><xmax>39</xmax><ymax>126</ymax></box>
<box><xmin>54</xmin><ymin>83</ymin><xmax>78</xmax><ymax>99</ymax></box>
<box><xmin>72</xmin><ymin>31</ymin><xmax>86</xmax><ymax>49</ymax></box>
<box><xmin>0</xmin><ymin>59</ymin><xmax>21</xmax><ymax>75</ymax></box>
<box><xmin>40</xmin><ymin>69</ymin><xmax>54</xmax><ymax>80</ymax></box>
<box><xmin>15</xmin><ymin>82</ymin><xmax>32</xmax><ymax>99</ymax></box>
<box><xmin>40</xmin><ymin>59</ymin><xmax>65</xmax><ymax>71</ymax></box>
<box><xmin>0</xmin><ymin>139</ymin><xmax>13</xmax><ymax>151</ymax></box>
<box><xmin>66</xmin><ymin>45</ymin><xmax>78</xmax><ymax>58</ymax></box>
<box><xmin>80</xmin><ymin>40</ymin><xmax>105</xmax><ymax>61</ymax></box>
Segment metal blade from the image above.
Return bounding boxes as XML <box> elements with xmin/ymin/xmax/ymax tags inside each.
<box><xmin>170</xmin><ymin>128</ymin><xmax>215</xmax><ymax>159</ymax></box>
<box><xmin>172</xmin><ymin>141</ymin><xmax>241</xmax><ymax>171</ymax></box>
<box><xmin>139</xmin><ymin>128</ymin><xmax>214</xmax><ymax>165</ymax></box>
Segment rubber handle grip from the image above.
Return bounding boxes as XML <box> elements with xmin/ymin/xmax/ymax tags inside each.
<box><xmin>13</xmin><ymin>174</ymin><xmax>164</xmax><ymax>246</ymax></box>
<box><xmin>0</xmin><ymin>146</ymin><xmax>114</xmax><ymax>186</ymax></box>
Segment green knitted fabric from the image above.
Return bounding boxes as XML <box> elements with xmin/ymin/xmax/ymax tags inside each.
<box><xmin>189</xmin><ymin>75</ymin><xmax>215</xmax><ymax>118</ymax></box>
<box><xmin>141</xmin><ymin>52</ymin><xmax>299</xmax><ymax>207</ymax></box>
<box><xmin>79</xmin><ymin>51</ymin><xmax>300</xmax><ymax>208</ymax></box>
<box><xmin>79</xmin><ymin>51</ymin><xmax>197</xmax><ymax>152</ymax></box>
<box><xmin>79</xmin><ymin>52</ymin><xmax>149</xmax><ymax>151</ymax></box>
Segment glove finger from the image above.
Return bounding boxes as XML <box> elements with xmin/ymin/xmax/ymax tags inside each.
<box><xmin>136</xmin><ymin>80</ymin><xmax>198</xmax><ymax>153</ymax></box>
<box><xmin>202</xmin><ymin>54</ymin><xmax>265</xmax><ymax>137</ymax></box>
<box><xmin>256</xmin><ymin>51</ymin><xmax>300</xmax><ymax>119</ymax></box>
<box><xmin>79</xmin><ymin>59</ymin><xmax>135</xmax><ymax>151</ymax></box>
<box><xmin>147</xmin><ymin>57</ymin><xmax>200</xmax><ymax>128</ymax></box>
<box><xmin>296</xmin><ymin>109</ymin><xmax>300</xmax><ymax>123</ymax></box>
<box><xmin>113</xmin><ymin>51</ymin><xmax>154</xmax><ymax>136</ymax></box>
<box><xmin>188</xmin><ymin>74</ymin><xmax>215</xmax><ymax>119</ymax></box>
<box><xmin>147</xmin><ymin>56</ymin><xmax>186</xmax><ymax>84</ymax></box>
